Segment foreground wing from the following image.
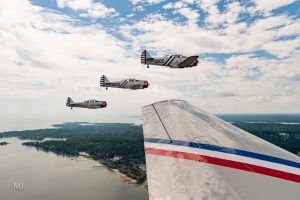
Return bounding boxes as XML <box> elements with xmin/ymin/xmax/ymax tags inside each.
<box><xmin>142</xmin><ymin>100</ymin><xmax>300</xmax><ymax>200</ymax></box>
<box><xmin>177</xmin><ymin>56</ymin><xmax>198</xmax><ymax>67</ymax></box>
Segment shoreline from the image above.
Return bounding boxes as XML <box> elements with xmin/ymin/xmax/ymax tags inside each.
<box><xmin>78</xmin><ymin>153</ymin><xmax>138</xmax><ymax>184</ymax></box>
<box><xmin>4</xmin><ymin>138</ymin><xmax>144</xmax><ymax>186</ymax></box>
<box><xmin>110</xmin><ymin>168</ymin><xmax>137</xmax><ymax>184</ymax></box>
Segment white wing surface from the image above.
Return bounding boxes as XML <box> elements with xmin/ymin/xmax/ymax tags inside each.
<box><xmin>142</xmin><ymin>100</ymin><xmax>300</xmax><ymax>200</ymax></box>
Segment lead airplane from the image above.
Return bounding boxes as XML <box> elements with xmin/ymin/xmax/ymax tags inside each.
<box><xmin>142</xmin><ymin>100</ymin><xmax>300</xmax><ymax>200</ymax></box>
<box><xmin>100</xmin><ymin>75</ymin><xmax>149</xmax><ymax>90</ymax></box>
<box><xmin>141</xmin><ymin>50</ymin><xmax>199</xmax><ymax>68</ymax></box>
<box><xmin>66</xmin><ymin>97</ymin><xmax>107</xmax><ymax>109</ymax></box>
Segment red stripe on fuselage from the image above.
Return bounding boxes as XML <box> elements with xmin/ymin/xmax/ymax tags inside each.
<box><xmin>145</xmin><ymin>148</ymin><xmax>300</xmax><ymax>183</ymax></box>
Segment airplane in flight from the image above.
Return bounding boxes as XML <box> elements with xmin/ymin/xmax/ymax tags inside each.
<box><xmin>100</xmin><ymin>75</ymin><xmax>149</xmax><ymax>90</ymax></box>
<box><xmin>142</xmin><ymin>100</ymin><xmax>300</xmax><ymax>200</ymax></box>
<box><xmin>141</xmin><ymin>50</ymin><xmax>199</xmax><ymax>68</ymax></box>
<box><xmin>66</xmin><ymin>97</ymin><xmax>107</xmax><ymax>109</ymax></box>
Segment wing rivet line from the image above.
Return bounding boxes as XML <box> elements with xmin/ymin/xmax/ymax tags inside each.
<box><xmin>152</xmin><ymin>104</ymin><xmax>173</xmax><ymax>143</ymax></box>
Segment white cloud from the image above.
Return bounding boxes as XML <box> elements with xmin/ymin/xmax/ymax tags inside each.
<box><xmin>121</xmin><ymin>9</ymin><xmax>300</xmax><ymax>58</ymax></box>
<box><xmin>126</xmin><ymin>13</ymin><xmax>135</xmax><ymax>18</ymax></box>
<box><xmin>197</xmin><ymin>0</ymin><xmax>246</xmax><ymax>27</ymax></box>
<box><xmin>248</xmin><ymin>96</ymin><xmax>270</xmax><ymax>103</ymax></box>
<box><xmin>163</xmin><ymin>1</ymin><xmax>199</xmax><ymax>23</ymax></box>
<box><xmin>1</xmin><ymin>0</ymin><xmax>300</xmax><ymax>131</ymax></box>
<box><xmin>57</xmin><ymin>0</ymin><xmax>118</xmax><ymax>19</ymax></box>
<box><xmin>130</xmin><ymin>0</ymin><xmax>165</xmax><ymax>5</ymax></box>
<box><xmin>133</xmin><ymin>5</ymin><xmax>145</xmax><ymax>12</ymax></box>
<box><xmin>0</xmin><ymin>0</ymin><xmax>134</xmax><ymax>129</ymax></box>
<box><xmin>163</xmin><ymin>3</ymin><xmax>173</xmax><ymax>9</ymax></box>
<box><xmin>2</xmin><ymin>0</ymin><xmax>210</xmax><ymax>132</ymax></box>
<box><xmin>252</xmin><ymin>0</ymin><xmax>296</xmax><ymax>13</ymax></box>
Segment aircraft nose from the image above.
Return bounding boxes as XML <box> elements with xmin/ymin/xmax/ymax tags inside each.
<box><xmin>143</xmin><ymin>81</ymin><xmax>149</xmax><ymax>88</ymax></box>
<box><xmin>102</xmin><ymin>101</ymin><xmax>107</xmax><ymax>108</ymax></box>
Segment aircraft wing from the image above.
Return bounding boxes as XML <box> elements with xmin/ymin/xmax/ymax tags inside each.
<box><xmin>131</xmin><ymin>85</ymin><xmax>140</xmax><ymax>90</ymax></box>
<box><xmin>142</xmin><ymin>100</ymin><xmax>300</xmax><ymax>200</ymax></box>
<box><xmin>69</xmin><ymin>103</ymin><xmax>81</xmax><ymax>107</ymax></box>
<box><xmin>177</xmin><ymin>56</ymin><xmax>198</xmax><ymax>67</ymax></box>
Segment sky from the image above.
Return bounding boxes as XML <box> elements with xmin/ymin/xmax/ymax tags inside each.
<box><xmin>0</xmin><ymin>0</ymin><xmax>300</xmax><ymax>131</ymax></box>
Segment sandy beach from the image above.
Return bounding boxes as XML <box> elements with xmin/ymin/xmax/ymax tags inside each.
<box><xmin>111</xmin><ymin>168</ymin><xmax>137</xmax><ymax>184</ymax></box>
<box><xmin>78</xmin><ymin>153</ymin><xmax>138</xmax><ymax>184</ymax></box>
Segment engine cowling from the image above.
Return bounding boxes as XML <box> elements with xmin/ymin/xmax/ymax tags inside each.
<box><xmin>143</xmin><ymin>81</ymin><xmax>149</xmax><ymax>88</ymax></box>
<box><xmin>192</xmin><ymin>58</ymin><xmax>199</xmax><ymax>66</ymax></box>
<box><xmin>101</xmin><ymin>101</ymin><xmax>107</xmax><ymax>108</ymax></box>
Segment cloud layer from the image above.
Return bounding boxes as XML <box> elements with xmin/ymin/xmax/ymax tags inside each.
<box><xmin>0</xmin><ymin>0</ymin><xmax>299</xmax><ymax>131</ymax></box>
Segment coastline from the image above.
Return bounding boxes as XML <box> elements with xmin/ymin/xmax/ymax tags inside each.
<box><xmin>110</xmin><ymin>168</ymin><xmax>137</xmax><ymax>184</ymax></box>
<box><xmin>78</xmin><ymin>153</ymin><xmax>138</xmax><ymax>184</ymax></box>
<box><xmin>2</xmin><ymin>135</ymin><xmax>147</xmax><ymax>187</ymax></box>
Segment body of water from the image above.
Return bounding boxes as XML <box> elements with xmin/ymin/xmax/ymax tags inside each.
<box><xmin>0</xmin><ymin>138</ymin><xmax>148</xmax><ymax>200</ymax></box>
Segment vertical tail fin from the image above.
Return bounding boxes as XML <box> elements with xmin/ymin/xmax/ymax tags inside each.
<box><xmin>141</xmin><ymin>50</ymin><xmax>152</xmax><ymax>64</ymax></box>
<box><xmin>100</xmin><ymin>75</ymin><xmax>109</xmax><ymax>87</ymax></box>
<box><xmin>66</xmin><ymin>97</ymin><xmax>74</xmax><ymax>106</ymax></box>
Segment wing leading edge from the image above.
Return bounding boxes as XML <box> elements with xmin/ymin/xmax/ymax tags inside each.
<box><xmin>142</xmin><ymin>100</ymin><xmax>300</xmax><ymax>200</ymax></box>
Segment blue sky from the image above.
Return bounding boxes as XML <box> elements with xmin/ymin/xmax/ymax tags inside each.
<box><xmin>0</xmin><ymin>0</ymin><xmax>299</xmax><ymax>131</ymax></box>
<box><xmin>30</xmin><ymin>0</ymin><xmax>300</xmax><ymax>60</ymax></box>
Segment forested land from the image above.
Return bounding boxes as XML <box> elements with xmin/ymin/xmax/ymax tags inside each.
<box><xmin>1</xmin><ymin>117</ymin><xmax>300</xmax><ymax>183</ymax></box>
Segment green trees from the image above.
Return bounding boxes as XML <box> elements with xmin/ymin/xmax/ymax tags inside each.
<box><xmin>1</xmin><ymin>121</ymin><xmax>299</xmax><ymax>184</ymax></box>
<box><xmin>233</xmin><ymin>123</ymin><xmax>300</xmax><ymax>154</ymax></box>
<box><xmin>12</xmin><ymin>123</ymin><xmax>146</xmax><ymax>183</ymax></box>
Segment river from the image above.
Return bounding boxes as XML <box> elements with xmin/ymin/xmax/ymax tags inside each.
<box><xmin>0</xmin><ymin>138</ymin><xmax>148</xmax><ymax>200</ymax></box>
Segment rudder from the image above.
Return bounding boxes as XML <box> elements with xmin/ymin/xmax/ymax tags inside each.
<box><xmin>141</xmin><ymin>50</ymin><xmax>152</xmax><ymax>64</ymax></box>
<box><xmin>100</xmin><ymin>75</ymin><xmax>109</xmax><ymax>87</ymax></box>
<box><xmin>66</xmin><ymin>97</ymin><xmax>74</xmax><ymax>106</ymax></box>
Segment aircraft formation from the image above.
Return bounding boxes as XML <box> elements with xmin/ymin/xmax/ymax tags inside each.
<box><xmin>65</xmin><ymin>49</ymin><xmax>300</xmax><ymax>199</ymax></box>
<box><xmin>66</xmin><ymin>50</ymin><xmax>199</xmax><ymax>109</ymax></box>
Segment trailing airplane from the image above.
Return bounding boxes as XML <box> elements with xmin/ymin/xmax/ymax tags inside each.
<box><xmin>142</xmin><ymin>100</ymin><xmax>300</xmax><ymax>200</ymax></box>
<box><xmin>66</xmin><ymin>97</ymin><xmax>107</xmax><ymax>109</ymax></box>
<box><xmin>100</xmin><ymin>75</ymin><xmax>149</xmax><ymax>90</ymax></box>
<box><xmin>141</xmin><ymin>50</ymin><xmax>199</xmax><ymax>68</ymax></box>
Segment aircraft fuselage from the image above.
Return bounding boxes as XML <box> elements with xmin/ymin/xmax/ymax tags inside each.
<box><xmin>67</xmin><ymin>99</ymin><xmax>107</xmax><ymax>109</ymax></box>
<box><xmin>101</xmin><ymin>78</ymin><xmax>149</xmax><ymax>90</ymax></box>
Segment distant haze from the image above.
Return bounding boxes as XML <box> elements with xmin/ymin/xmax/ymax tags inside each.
<box><xmin>1</xmin><ymin>114</ymin><xmax>300</xmax><ymax>132</ymax></box>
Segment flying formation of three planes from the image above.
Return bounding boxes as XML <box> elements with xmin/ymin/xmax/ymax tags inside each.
<box><xmin>66</xmin><ymin>50</ymin><xmax>199</xmax><ymax>109</ymax></box>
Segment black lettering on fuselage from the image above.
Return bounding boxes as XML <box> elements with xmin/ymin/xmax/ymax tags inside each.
<box><xmin>107</xmin><ymin>83</ymin><xmax>121</xmax><ymax>87</ymax></box>
<box><xmin>154</xmin><ymin>59</ymin><xmax>165</xmax><ymax>64</ymax></box>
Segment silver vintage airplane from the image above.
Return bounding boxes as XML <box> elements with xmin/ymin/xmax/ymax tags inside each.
<box><xmin>141</xmin><ymin>50</ymin><xmax>199</xmax><ymax>68</ymax></box>
<box><xmin>66</xmin><ymin>97</ymin><xmax>107</xmax><ymax>109</ymax></box>
<box><xmin>100</xmin><ymin>75</ymin><xmax>149</xmax><ymax>90</ymax></box>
